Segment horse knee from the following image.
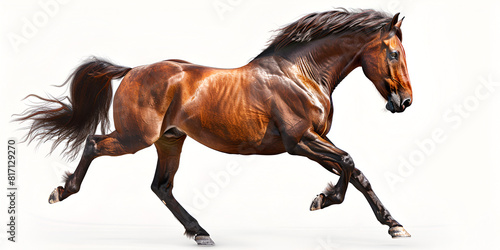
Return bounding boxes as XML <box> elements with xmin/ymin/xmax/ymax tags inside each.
<box><xmin>341</xmin><ymin>154</ymin><xmax>355</xmax><ymax>171</ymax></box>
<box><xmin>66</xmin><ymin>184</ymin><xmax>80</xmax><ymax>194</ymax></box>
<box><xmin>330</xmin><ymin>192</ymin><xmax>345</xmax><ymax>204</ymax></box>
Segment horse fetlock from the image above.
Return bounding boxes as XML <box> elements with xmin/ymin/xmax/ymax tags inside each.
<box><xmin>65</xmin><ymin>184</ymin><xmax>80</xmax><ymax>194</ymax></box>
<box><xmin>64</xmin><ymin>177</ymin><xmax>80</xmax><ymax>194</ymax></box>
<box><xmin>323</xmin><ymin>192</ymin><xmax>344</xmax><ymax>207</ymax></box>
<box><xmin>322</xmin><ymin>182</ymin><xmax>345</xmax><ymax>204</ymax></box>
<box><xmin>185</xmin><ymin>221</ymin><xmax>202</xmax><ymax>233</ymax></box>
<box><xmin>377</xmin><ymin>210</ymin><xmax>398</xmax><ymax>226</ymax></box>
<box><xmin>310</xmin><ymin>192</ymin><xmax>343</xmax><ymax>210</ymax></box>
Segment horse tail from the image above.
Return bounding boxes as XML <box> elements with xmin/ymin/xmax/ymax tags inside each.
<box><xmin>15</xmin><ymin>57</ymin><xmax>132</xmax><ymax>160</ymax></box>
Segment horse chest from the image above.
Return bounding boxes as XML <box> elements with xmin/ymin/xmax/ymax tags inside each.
<box><xmin>296</xmin><ymin>85</ymin><xmax>332</xmax><ymax>137</ymax></box>
<box><xmin>311</xmin><ymin>96</ymin><xmax>332</xmax><ymax>137</ymax></box>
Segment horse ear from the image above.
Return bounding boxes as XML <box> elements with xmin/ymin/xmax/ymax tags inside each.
<box><xmin>395</xmin><ymin>16</ymin><xmax>405</xmax><ymax>29</ymax></box>
<box><xmin>386</xmin><ymin>13</ymin><xmax>400</xmax><ymax>31</ymax></box>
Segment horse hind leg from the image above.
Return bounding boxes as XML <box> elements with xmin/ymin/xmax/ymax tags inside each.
<box><xmin>48</xmin><ymin>131</ymin><xmax>153</xmax><ymax>203</ymax></box>
<box><xmin>151</xmin><ymin>129</ymin><xmax>214</xmax><ymax>246</ymax></box>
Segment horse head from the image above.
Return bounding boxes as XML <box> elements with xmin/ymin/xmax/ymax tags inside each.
<box><xmin>361</xmin><ymin>13</ymin><xmax>413</xmax><ymax>113</ymax></box>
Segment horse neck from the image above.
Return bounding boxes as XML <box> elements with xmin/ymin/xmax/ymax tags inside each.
<box><xmin>292</xmin><ymin>34</ymin><xmax>372</xmax><ymax>95</ymax></box>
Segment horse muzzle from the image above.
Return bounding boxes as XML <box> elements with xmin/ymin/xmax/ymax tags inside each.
<box><xmin>386</xmin><ymin>92</ymin><xmax>412</xmax><ymax>113</ymax></box>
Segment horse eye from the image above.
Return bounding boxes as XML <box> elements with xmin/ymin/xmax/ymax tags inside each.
<box><xmin>389</xmin><ymin>51</ymin><xmax>399</xmax><ymax>60</ymax></box>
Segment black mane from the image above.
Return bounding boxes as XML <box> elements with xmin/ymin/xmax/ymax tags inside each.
<box><xmin>255</xmin><ymin>9</ymin><xmax>393</xmax><ymax>58</ymax></box>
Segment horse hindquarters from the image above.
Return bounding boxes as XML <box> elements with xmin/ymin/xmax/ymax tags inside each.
<box><xmin>50</xmin><ymin>63</ymin><xmax>171</xmax><ymax>203</ymax></box>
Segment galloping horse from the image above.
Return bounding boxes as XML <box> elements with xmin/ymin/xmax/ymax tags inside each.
<box><xmin>17</xmin><ymin>9</ymin><xmax>413</xmax><ymax>245</ymax></box>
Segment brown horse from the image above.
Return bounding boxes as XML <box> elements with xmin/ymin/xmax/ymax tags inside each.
<box><xmin>17</xmin><ymin>9</ymin><xmax>412</xmax><ymax>245</ymax></box>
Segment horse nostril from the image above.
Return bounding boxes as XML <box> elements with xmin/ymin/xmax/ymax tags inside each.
<box><xmin>402</xmin><ymin>98</ymin><xmax>412</xmax><ymax>108</ymax></box>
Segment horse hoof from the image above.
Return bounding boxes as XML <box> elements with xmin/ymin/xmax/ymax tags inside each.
<box><xmin>48</xmin><ymin>187</ymin><xmax>61</xmax><ymax>204</ymax></box>
<box><xmin>310</xmin><ymin>194</ymin><xmax>324</xmax><ymax>211</ymax></box>
<box><xmin>195</xmin><ymin>235</ymin><xmax>215</xmax><ymax>246</ymax></box>
<box><xmin>389</xmin><ymin>226</ymin><xmax>411</xmax><ymax>238</ymax></box>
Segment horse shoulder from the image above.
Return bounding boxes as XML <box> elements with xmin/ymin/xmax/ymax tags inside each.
<box><xmin>265</xmin><ymin>71</ymin><xmax>332</xmax><ymax>138</ymax></box>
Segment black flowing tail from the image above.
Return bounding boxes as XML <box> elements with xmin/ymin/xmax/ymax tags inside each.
<box><xmin>15</xmin><ymin>57</ymin><xmax>132</xmax><ymax>160</ymax></box>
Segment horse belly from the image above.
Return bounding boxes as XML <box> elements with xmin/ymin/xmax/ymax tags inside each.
<box><xmin>174</xmin><ymin>105</ymin><xmax>285</xmax><ymax>155</ymax></box>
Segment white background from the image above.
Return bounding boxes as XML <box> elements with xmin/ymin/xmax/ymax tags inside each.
<box><xmin>1</xmin><ymin>0</ymin><xmax>500</xmax><ymax>249</ymax></box>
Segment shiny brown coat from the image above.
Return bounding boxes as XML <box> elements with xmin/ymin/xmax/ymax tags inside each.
<box><xmin>17</xmin><ymin>9</ymin><xmax>413</xmax><ymax>244</ymax></box>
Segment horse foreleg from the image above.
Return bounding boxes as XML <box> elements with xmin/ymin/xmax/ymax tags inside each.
<box><xmin>350</xmin><ymin>168</ymin><xmax>410</xmax><ymax>237</ymax></box>
<box><xmin>48</xmin><ymin>131</ymin><xmax>152</xmax><ymax>203</ymax></box>
<box><xmin>319</xmin><ymin>137</ymin><xmax>410</xmax><ymax>237</ymax></box>
<box><xmin>151</xmin><ymin>130</ymin><xmax>214</xmax><ymax>246</ymax></box>
<box><xmin>284</xmin><ymin>129</ymin><xmax>354</xmax><ymax>208</ymax></box>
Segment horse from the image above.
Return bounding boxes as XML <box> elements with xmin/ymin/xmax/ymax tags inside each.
<box><xmin>16</xmin><ymin>9</ymin><xmax>413</xmax><ymax>245</ymax></box>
